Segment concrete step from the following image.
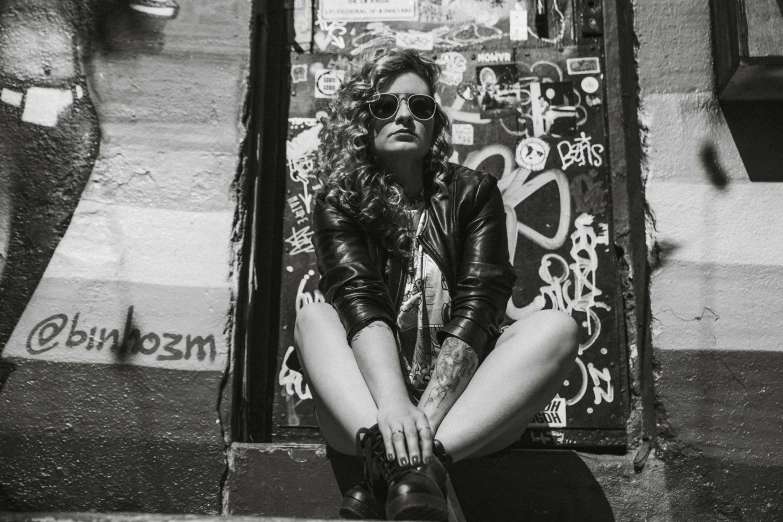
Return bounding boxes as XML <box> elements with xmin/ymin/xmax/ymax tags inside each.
<box><xmin>223</xmin><ymin>443</ymin><xmax>664</xmax><ymax>521</ymax></box>
<box><xmin>0</xmin><ymin>515</ymin><xmax>331</xmax><ymax>522</ymax></box>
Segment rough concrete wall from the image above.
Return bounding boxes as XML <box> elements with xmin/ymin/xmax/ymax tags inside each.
<box><xmin>0</xmin><ymin>0</ymin><xmax>250</xmax><ymax>513</ymax></box>
<box><xmin>636</xmin><ymin>0</ymin><xmax>783</xmax><ymax>519</ymax></box>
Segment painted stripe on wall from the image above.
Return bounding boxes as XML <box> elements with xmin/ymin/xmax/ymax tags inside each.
<box><xmin>44</xmin><ymin>200</ymin><xmax>234</xmax><ymax>288</ymax></box>
<box><xmin>642</xmin><ymin>93</ymin><xmax>748</xmax><ymax>184</ymax></box>
<box><xmin>647</xmin><ymin>180</ymin><xmax>783</xmax><ymax>268</ymax></box>
<box><xmin>4</xmin><ymin>278</ymin><xmax>229</xmax><ymax>371</ymax></box>
<box><xmin>85</xmin><ymin>146</ymin><xmax>237</xmax><ymax>212</ymax></box>
<box><xmin>652</xmin><ymin>261</ymin><xmax>783</xmax><ymax>352</ymax></box>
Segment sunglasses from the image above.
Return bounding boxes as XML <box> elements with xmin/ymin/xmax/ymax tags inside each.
<box><xmin>368</xmin><ymin>93</ymin><xmax>437</xmax><ymax>121</ymax></box>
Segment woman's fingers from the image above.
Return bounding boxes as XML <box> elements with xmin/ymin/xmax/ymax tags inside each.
<box><xmin>391</xmin><ymin>428</ymin><xmax>409</xmax><ymax>466</ymax></box>
<box><xmin>381</xmin><ymin>426</ymin><xmax>396</xmax><ymax>462</ymax></box>
<box><xmin>404</xmin><ymin>420</ymin><xmax>421</xmax><ymax>466</ymax></box>
<box><xmin>418</xmin><ymin>424</ymin><xmax>434</xmax><ymax>464</ymax></box>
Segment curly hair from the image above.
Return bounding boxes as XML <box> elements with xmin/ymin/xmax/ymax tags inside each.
<box><xmin>314</xmin><ymin>47</ymin><xmax>453</xmax><ymax>258</ymax></box>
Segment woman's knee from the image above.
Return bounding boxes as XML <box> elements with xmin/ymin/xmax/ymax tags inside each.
<box><xmin>294</xmin><ymin>302</ymin><xmax>338</xmax><ymax>351</ymax></box>
<box><xmin>537</xmin><ymin>309</ymin><xmax>579</xmax><ymax>364</ymax></box>
<box><xmin>505</xmin><ymin>309</ymin><xmax>578</xmax><ymax>365</ymax></box>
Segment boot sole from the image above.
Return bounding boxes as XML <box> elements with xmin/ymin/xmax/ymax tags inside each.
<box><xmin>339</xmin><ymin>496</ymin><xmax>384</xmax><ymax>520</ymax></box>
<box><xmin>386</xmin><ymin>492</ymin><xmax>448</xmax><ymax>521</ymax></box>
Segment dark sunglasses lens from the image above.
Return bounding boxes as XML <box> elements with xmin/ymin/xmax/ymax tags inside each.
<box><xmin>370</xmin><ymin>94</ymin><xmax>399</xmax><ymax>119</ymax></box>
<box><xmin>409</xmin><ymin>95</ymin><xmax>436</xmax><ymax>119</ymax></box>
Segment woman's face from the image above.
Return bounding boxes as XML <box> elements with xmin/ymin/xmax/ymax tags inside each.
<box><xmin>371</xmin><ymin>72</ymin><xmax>436</xmax><ymax>165</ymax></box>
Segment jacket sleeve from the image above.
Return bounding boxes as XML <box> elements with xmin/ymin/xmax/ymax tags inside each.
<box><xmin>437</xmin><ymin>173</ymin><xmax>516</xmax><ymax>360</ymax></box>
<box><xmin>312</xmin><ymin>197</ymin><xmax>397</xmax><ymax>342</ymax></box>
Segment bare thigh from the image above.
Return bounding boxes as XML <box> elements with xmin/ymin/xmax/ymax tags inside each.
<box><xmin>294</xmin><ymin>302</ymin><xmax>378</xmax><ymax>455</ymax></box>
<box><xmin>435</xmin><ymin>309</ymin><xmax>579</xmax><ymax>461</ymax></box>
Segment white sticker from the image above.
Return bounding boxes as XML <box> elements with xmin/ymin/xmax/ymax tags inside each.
<box><xmin>475</xmin><ymin>51</ymin><xmax>513</xmax><ymax>64</ymax></box>
<box><xmin>452</xmin><ymin>124</ymin><xmax>474</xmax><ymax>145</ymax></box>
<box><xmin>0</xmin><ymin>88</ymin><xmax>23</xmax><ymax>107</ymax></box>
<box><xmin>516</xmin><ymin>137</ymin><xmax>550</xmax><ymax>171</ymax></box>
<box><xmin>509</xmin><ymin>7</ymin><xmax>528</xmax><ymax>41</ymax></box>
<box><xmin>291</xmin><ymin>64</ymin><xmax>308</xmax><ymax>84</ymax></box>
<box><xmin>320</xmin><ymin>0</ymin><xmax>417</xmax><ymax>22</ymax></box>
<box><xmin>566</xmin><ymin>57</ymin><xmax>601</xmax><ymax>75</ymax></box>
<box><xmin>395</xmin><ymin>31</ymin><xmax>434</xmax><ymax>51</ymax></box>
<box><xmin>529</xmin><ymin>397</ymin><xmax>567</xmax><ymax>428</ymax></box>
<box><xmin>437</xmin><ymin>52</ymin><xmax>468</xmax><ymax>86</ymax></box>
<box><xmin>314</xmin><ymin>69</ymin><xmax>345</xmax><ymax>98</ymax></box>
<box><xmin>581</xmin><ymin>76</ymin><xmax>600</xmax><ymax>94</ymax></box>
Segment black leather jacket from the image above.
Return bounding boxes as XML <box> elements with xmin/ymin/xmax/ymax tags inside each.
<box><xmin>313</xmin><ymin>163</ymin><xmax>516</xmax><ymax>360</ymax></box>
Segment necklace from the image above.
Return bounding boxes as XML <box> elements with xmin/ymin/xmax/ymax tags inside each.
<box><xmin>403</xmin><ymin>191</ymin><xmax>425</xmax><ymax>207</ymax></box>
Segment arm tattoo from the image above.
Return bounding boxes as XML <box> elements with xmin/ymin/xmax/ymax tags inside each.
<box><xmin>351</xmin><ymin>321</ymin><xmax>392</xmax><ymax>345</ymax></box>
<box><xmin>424</xmin><ymin>337</ymin><xmax>479</xmax><ymax>409</ymax></box>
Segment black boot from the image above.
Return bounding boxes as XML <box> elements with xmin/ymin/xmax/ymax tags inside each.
<box><xmin>385</xmin><ymin>440</ymin><xmax>450</xmax><ymax>522</ymax></box>
<box><xmin>338</xmin><ymin>426</ymin><xmax>386</xmax><ymax>519</ymax></box>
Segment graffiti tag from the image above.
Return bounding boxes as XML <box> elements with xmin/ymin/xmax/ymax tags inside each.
<box><xmin>285</xmin><ymin>226</ymin><xmax>314</xmax><ymax>256</ymax></box>
<box><xmin>557</xmin><ymin>132</ymin><xmax>604</xmax><ymax>170</ymax></box>
<box><xmin>26</xmin><ymin>307</ymin><xmax>216</xmax><ymax>362</ymax></box>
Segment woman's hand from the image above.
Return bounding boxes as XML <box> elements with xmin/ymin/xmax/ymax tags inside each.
<box><xmin>377</xmin><ymin>400</ymin><xmax>434</xmax><ymax>467</ymax></box>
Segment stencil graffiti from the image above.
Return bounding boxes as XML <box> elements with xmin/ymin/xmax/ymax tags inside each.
<box><xmin>0</xmin><ymin>3</ymin><xmax>100</xmax><ymax>351</ymax></box>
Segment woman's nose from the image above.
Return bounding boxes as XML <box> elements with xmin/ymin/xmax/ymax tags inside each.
<box><xmin>395</xmin><ymin>99</ymin><xmax>413</xmax><ymax>121</ymax></box>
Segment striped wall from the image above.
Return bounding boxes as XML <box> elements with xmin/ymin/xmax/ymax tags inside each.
<box><xmin>2</xmin><ymin>2</ymin><xmax>248</xmax><ymax>371</ymax></box>
<box><xmin>0</xmin><ymin>0</ymin><xmax>250</xmax><ymax>513</ymax></box>
<box><xmin>635</xmin><ymin>0</ymin><xmax>783</xmax><ymax>517</ymax></box>
<box><xmin>637</xmin><ymin>1</ymin><xmax>783</xmax><ymax>354</ymax></box>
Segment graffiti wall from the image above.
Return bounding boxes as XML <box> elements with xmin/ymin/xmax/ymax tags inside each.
<box><xmin>0</xmin><ymin>0</ymin><xmax>237</xmax><ymax>372</ymax></box>
<box><xmin>0</xmin><ymin>0</ymin><xmax>248</xmax><ymax>511</ymax></box>
<box><xmin>275</xmin><ymin>0</ymin><xmax>625</xmax><ymax>447</ymax></box>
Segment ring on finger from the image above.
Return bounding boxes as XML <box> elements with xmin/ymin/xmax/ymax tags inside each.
<box><xmin>392</xmin><ymin>429</ymin><xmax>404</xmax><ymax>436</ymax></box>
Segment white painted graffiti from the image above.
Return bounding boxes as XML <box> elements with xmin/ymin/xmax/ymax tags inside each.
<box><xmin>314</xmin><ymin>10</ymin><xmax>347</xmax><ymax>51</ymax></box>
<box><xmin>296</xmin><ymin>270</ymin><xmax>324</xmax><ymax>311</ymax></box>
<box><xmin>588</xmin><ymin>362</ymin><xmax>614</xmax><ymax>405</ymax></box>
<box><xmin>539</xmin><ymin>214</ymin><xmax>610</xmax><ymax>347</ymax></box>
<box><xmin>279</xmin><ymin>345</ymin><xmax>312</xmax><ymax>401</ymax></box>
<box><xmin>558</xmin><ymin>132</ymin><xmax>604</xmax><ymax>170</ymax></box>
<box><xmin>287</xmin><ymin>120</ymin><xmax>322</xmax><ymax>214</ymax></box>
<box><xmin>463</xmin><ymin>145</ymin><xmax>571</xmax><ymax>255</ymax></box>
<box><xmin>534</xmin><ymin>213</ymin><xmax>611</xmax><ymax>406</ymax></box>
<box><xmin>285</xmin><ymin>226</ymin><xmax>314</xmax><ymax>256</ymax></box>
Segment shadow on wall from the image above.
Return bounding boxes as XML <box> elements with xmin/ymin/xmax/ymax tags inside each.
<box><xmin>699</xmin><ymin>142</ymin><xmax>730</xmax><ymax>190</ymax></box>
<box><xmin>655</xmin><ymin>349</ymin><xmax>783</xmax><ymax>520</ymax></box>
<box><xmin>0</xmin><ymin>0</ymin><xmax>178</xmax><ymax>355</ymax></box>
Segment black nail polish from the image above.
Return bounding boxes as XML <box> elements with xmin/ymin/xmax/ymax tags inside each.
<box><xmin>400</xmin><ymin>457</ymin><xmax>408</xmax><ymax>466</ymax></box>
<box><xmin>388</xmin><ymin>453</ymin><xmax>395</xmax><ymax>461</ymax></box>
<box><xmin>412</xmin><ymin>456</ymin><xmax>419</xmax><ymax>465</ymax></box>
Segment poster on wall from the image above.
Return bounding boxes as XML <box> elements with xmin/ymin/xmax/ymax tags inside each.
<box><xmin>319</xmin><ymin>0</ymin><xmax>418</xmax><ymax>22</ymax></box>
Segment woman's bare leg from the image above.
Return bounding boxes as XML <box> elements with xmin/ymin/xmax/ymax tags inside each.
<box><xmin>434</xmin><ymin>309</ymin><xmax>579</xmax><ymax>462</ymax></box>
<box><xmin>294</xmin><ymin>302</ymin><xmax>378</xmax><ymax>455</ymax></box>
